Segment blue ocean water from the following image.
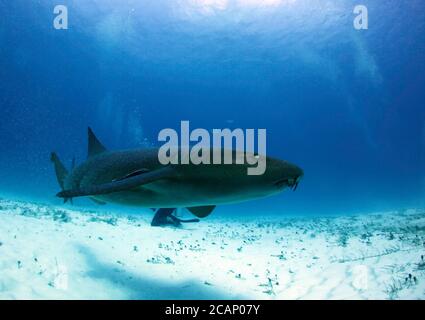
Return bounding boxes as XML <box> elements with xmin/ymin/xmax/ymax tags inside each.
<box><xmin>0</xmin><ymin>0</ymin><xmax>424</xmax><ymax>216</ymax></box>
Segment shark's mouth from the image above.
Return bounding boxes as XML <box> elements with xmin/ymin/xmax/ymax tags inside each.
<box><xmin>274</xmin><ymin>177</ymin><xmax>301</xmax><ymax>191</ymax></box>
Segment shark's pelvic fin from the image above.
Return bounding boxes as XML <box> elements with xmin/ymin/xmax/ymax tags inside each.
<box><xmin>151</xmin><ymin>208</ymin><xmax>200</xmax><ymax>227</ymax></box>
<box><xmin>151</xmin><ymin>208</ymin><xmax>176</xmax><ymax>226</ymax></box>
<box><xmin>57</xmin><ymin>166</ymin><xmax>174</xmax><ymax>199</ymax></box>
<box><xmin>50</xmin><ymin>152</ymin><xmax>68</xmax><ymax>190</ymax></box>
<box><xmin>186</xmin><ymin>205</ymin><xmax>216</xmax><ymax>218</ymax></box>
<box><xmin>88</xmin><ymin>127</ymin><xmax>107</xmax><ymax>158</ymax></box>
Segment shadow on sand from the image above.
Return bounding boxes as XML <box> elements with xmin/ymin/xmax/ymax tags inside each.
<box><xmin>76</xmin><ymin>244</ymin><xmax>243</xmax><ymax>300</ymax></box>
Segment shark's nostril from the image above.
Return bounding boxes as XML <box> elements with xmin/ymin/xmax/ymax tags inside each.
<box><xmin>274</xmin><ymin>175</ymin><xmax>302</xmax><ymax>190</ymax></box>
<box><xmin>274</xmin><ymin>179</ymin><xmax>288</xmax><ymax>187</ymax></box>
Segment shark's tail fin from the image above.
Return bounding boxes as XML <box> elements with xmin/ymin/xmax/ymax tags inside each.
<box><xmin>50</xmin><ymin>152</ymin><xmax>68</xmax><ymax>190</ymax></box>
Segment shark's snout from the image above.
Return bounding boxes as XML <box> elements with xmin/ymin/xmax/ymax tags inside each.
<box><xmin>273</xmin><ymin>163</ymin><xmax>303</xmax><ymax>191</ymax></box>
<box><xmin>289</xmin><ymin>172</ymin><xmax>303</xmax><ymax>191</ymax></box>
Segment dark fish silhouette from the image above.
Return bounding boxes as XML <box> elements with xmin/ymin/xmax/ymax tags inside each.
<box><xmin>51</xmin><ymin>128</ymin><xmax>303</xmax><ymax>226</ymax></box>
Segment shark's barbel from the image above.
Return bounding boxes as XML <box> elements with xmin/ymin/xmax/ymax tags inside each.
<box><xmin>51</xmin><ymin>128</ymin><xmax>303</xmax><ymax>226</ymax></box>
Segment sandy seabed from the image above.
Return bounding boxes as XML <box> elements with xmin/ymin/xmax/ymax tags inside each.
<box><xmin>0</xmin><ymin>197</ymin><xmax>424</xmax><ymax>300</ymax></box>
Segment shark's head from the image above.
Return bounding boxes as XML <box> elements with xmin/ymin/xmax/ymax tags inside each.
<box><xmin>264</xmin><ymin>157</ymin><xmax>304</xmax><ymax>192</ymax></box>
<box><xmin>218</xmin><ymin>154</ymin><xmax>304</xmax><ymax>202</ymax></box>
<box><xmin>176</xmin><ymin>152</ymin><xmax>304</xmax><ymax>204</ymax></box>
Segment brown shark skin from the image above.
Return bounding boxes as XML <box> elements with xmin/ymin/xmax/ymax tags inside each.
<box><xmin>60</xmin><ymin>147</ymin><xmax>303</xmax><ymax>208</ymax></box>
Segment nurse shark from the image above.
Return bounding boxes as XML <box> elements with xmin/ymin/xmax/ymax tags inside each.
<box><xmin>51</xmin><ymin>128</ymin><xmax>303</xmax><ymax>226</ymax></box>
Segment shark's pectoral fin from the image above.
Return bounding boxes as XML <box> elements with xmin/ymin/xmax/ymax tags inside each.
<box><xmin>151</xmin><ymin>208</ymin><xmax>201</xmax><ymax>227</ymax></box>
<box><xmin>57</xmin><ymin>166</ymin><xmax>174</xmax><ymax>199</ymax></box>
<box><xmin>113</xmin><ymin>168</ymin><xmax>151</xmax><ymax>182</ymax></box>
<box><xmin>186</xmin><ymin>205</ymin><xmax>216</xmax><ymax>218</ymax></box>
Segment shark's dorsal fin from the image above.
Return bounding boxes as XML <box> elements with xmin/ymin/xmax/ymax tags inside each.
<box><xmin>186</xmin><ymin>205</ymin><xmax>216</xmax><ymax>218</ymax></box>
<box><xmin>88</xmin><ymin>127</ymin><xmax>107</xmax><ymax>158</ymax></box>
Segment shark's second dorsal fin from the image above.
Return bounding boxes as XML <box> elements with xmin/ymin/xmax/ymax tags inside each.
<box><xmin>88</xmin><ymin>127</ymin><xmax>107</xmax><ymax>158</ymax></box>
